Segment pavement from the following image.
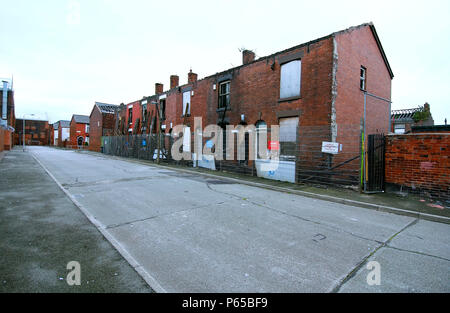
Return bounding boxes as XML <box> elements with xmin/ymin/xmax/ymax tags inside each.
<box><xmin>0</xmin><ymin>148</ymin><xmax>153</xmax><ymax>292</ymax></box>
<box><xmin>2</xmin><ymin>146</ymin><xmax>450</xmax><ymax>292</ymax></box>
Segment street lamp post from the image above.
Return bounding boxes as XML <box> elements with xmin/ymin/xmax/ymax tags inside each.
<box><xmin>22</xmin><ymin>114</ymin><xmax>35</xmax><ymax>152</ymax></box>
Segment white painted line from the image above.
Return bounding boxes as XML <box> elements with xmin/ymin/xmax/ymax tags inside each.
<box><xmin>29</xmin><ymin>150</ymin><xmax>167</xmax><ymax>293</ymax></box>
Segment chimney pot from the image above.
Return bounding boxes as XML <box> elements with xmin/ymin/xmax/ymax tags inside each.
<box><xmin>155</xmin><ymin>83</ymin><xmax>163</xmax><ymax>95</ymax></box>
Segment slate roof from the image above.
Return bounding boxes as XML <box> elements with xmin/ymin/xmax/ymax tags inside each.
<box><xmin>95</xmin><ymin>102</ymin><xmax>119</xmax><ymax>114</ymax></box>
<box><xmin>59</xmin><ymin>120</ymin><xmax>70</xmax><ymax>128</ymax></box>
<box><xmin>72</xmin><ymin>114</ymin><xmax>90</xmax><ymax>124</ymax></box>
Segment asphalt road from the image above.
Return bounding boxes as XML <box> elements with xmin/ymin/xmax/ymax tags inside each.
<box><xmin>26</xmin><ymin>146</ymin><xmax>450</xmax><ymax>292</ymax></box>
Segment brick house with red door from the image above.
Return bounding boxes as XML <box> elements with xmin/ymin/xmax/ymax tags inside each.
<box><xmin>69</xmin><ymin>115</ymin><xmax>90</xmax><ymax>148</ymax></box>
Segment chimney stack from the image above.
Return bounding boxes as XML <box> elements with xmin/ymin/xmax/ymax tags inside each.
<box><xmin>155</xmin><ymin>83</ymin><xmax>163</xmax><ymax>95</ymax></box>
<box><xmin>188</xmin><ymin>69</ymin><xmax>198</xmax><ymax>84</ymax></box>
<box><xmin>242</xmin><ymin>50</ymin><xmax>255</xmax><ymax>65</ymax></box>
<box><xmin>170</xmin><ymin>75</ymin><xmax>179</xmax><ymax>89</ymax></box>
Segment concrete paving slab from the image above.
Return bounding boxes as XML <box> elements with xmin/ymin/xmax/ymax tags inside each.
<box><xmin>108</xmin><ymin>199</ymin><xmax>380</xmax><ymax>292</ymax></box>
<box><xmin>207</xmin><ymin>183</ymin><xmax>415</xmax><ymax>243</ymax></box>
<box><xmin>387</xmin><ymin>220</ymin><xmax>450</xmax><ymax>260</ymax></box>
<box><xmin>339</xmin><ymin>247</ymin><xmax>450</xmax><ymax>293</ymax></box>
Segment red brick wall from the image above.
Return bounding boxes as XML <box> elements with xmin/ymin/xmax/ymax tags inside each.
<box><xmin>89</xmin><ymin>106</ymin><xmax>102</xmax><ymax>152</ymax></box>
<box><xmin>0</xmin><ymin>128</ymin><xmax>13</xmax><ymax>151</ymax></box>
<box><xmin>158</xmin><ymin>37</ymin><xmax>334</xmax><ymax>137</ymax></box>
<box><xmin>163</xmin><ymin>89</ymin><xmax>182</xmax><ymax>132</ymax></box>
<box><xmin>334</xmin><ymin>25</ymin><xmax>392</xmax><ymax>167</ymax></box>
<box><xmin>89</xmin><ymin>105</ymin><xmax>117</xmax><ymax>152</ymax></box>
<box><xmin>49</xmin><ymin>125</ymin><xmax>54</xmax><ymax>146</ymax></box>
<box><xmin>385</xmin><ymin>133</ymin><xmax>449</xmax><ymax>200</ymax></box>
<box><xmin>0</xmin><ymin>128</ymin><xmax>6</xmax><ymax>152</ymax></box>
<box><xmin>14</xmin><ymin>119</ymin><xmax>49</xmax><ymax>146</ymax></box>
<box><xmin>335</xmin><ymin>25</ymin><xmax>391</xmax><ymax>134</ymax></box>
<box><xmin>103</xmin><ymin>113</ymin><xmax>116</xmax><ymax>135</ymax></box>
<box><xmin>125</xmin><ymin>100</ymin><xmax>142</xmax><ymax>133</ymax></box>
<box><xmin>58</xmin><ymin>126</ymin><xmax>69</xmax><ymax>147</ymax></box>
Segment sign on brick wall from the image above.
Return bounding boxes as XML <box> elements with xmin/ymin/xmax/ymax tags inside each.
<box><xmin>321</xmin><ymin>141</ymin><xmax>339</xmax><ymax>154</ymax></box>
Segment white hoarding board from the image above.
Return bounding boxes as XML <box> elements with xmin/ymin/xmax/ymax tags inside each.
<box><xmin>321</xmin><ymin>142</ymin><xmax>339</xmax><ymax>154</ymax></box>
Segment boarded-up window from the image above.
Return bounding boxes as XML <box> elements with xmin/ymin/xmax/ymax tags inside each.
<box><xmin>255</xmin><ymin>121</ymin><xmax>267</xmax><ymax>159</ymax></box>
<box><xmin>183</xmin><ymin>91</ymin><xmax>191</xmax><ymax>116</ymax></box>
<box><xmin>183</xmin><ymin>126</ymin><xmax>191</xmax><ymax>152</ymax></box>
<box><xmin>160</xmin><ymin>99</ymin><xmax>166</xmax><ymax>120</ymax></box>
<box><xmin>279</xmin><ymin>117</ymin><xmax>298</xmax><ymax>161</ymax></box>
<box><xmin>128</xmin><ymin>108</ymin><xmax>133</xmax><ymax>124</ymax></box>
<box><xmin>280</xmin><ymin>60</ymin><xmax>301</xmax><ymax>99</ymax></box>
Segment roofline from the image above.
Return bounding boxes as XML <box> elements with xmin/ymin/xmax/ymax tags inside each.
<box><xmin>368</xmin><ymin>24</ymin><xmax>394</xmax><ymax>79</ymax></box>
<box><xmin>131</xmin><ymin>22</ymin><xmax>394</xmax><ymax>104</ymax></box>
<box><xmin>135</xmin><ymin>31</ymin><xmax>336</xmax><ymax>103</ymax></box>
<box><xmin>94</xmin><ymin>102</ymin><xmax>119</xmax><ymax>115</ymax></box>
<box><xmin>95</xmin><ymin>101</ymin><xmax>118</xmax><ymax>107</ymax></box>
<box><xmin>71</xmin><ymin>114</ymin><xmax>90</xmax><ymax>124</ymax></box>
<box><xmin>56</xmin><ymin>120</ymin><xmax>71</xmax><ymax>127</ymax></box>
<box><xmin>203</xmin><ymin>33</ymin><xmax>335</xmax><ymax>81</ymax></box>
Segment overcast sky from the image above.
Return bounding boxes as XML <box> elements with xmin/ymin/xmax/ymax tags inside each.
<box><xmin>1</xmin><ymin>0</ymin><xmax>449</xmax><ymax>124</ymax></box>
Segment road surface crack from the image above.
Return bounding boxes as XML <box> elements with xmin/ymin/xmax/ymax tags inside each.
<box><xmin>330</xmin><ymin>218</ymin><xmax>419</xmax><ymax>293</ymax></box>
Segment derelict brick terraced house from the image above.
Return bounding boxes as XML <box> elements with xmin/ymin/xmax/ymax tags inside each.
<box><xmin>89</xmin><ymin>102</ymin><xmax>120</xmax><ymax>152</ymax></box>
<box><xmin>105</xmin><ymin>22</ymin><xmax>393</xmax><ymax>186</ymax></box>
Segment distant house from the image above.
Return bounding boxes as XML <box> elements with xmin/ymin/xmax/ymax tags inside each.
<box><xmin>89</xmin><ymin>102</ymin><xmax>119</xmax><ymax>152</ymax></box>
<box><xmin>14</xmin><ymin>118</ymin><xmax>49</xmax><ymax>146</ymax></box>
<box><xmin>55</xmin><ymin>120</ymin><xmax>70</xmax><ymax>147</ymax></box>
<box><xmin>52</xmin><ymin>122</ymin><xmax>59</xmax><ymax>146</ymax></box>
<box><xmin>391</xmin><ymin>103</ymin><xmax>434</xmax><ymax>134</ymax></box>
<box><xmin>69</xmin><ymin>114</ymin><xmax>90</xmax><ymax>148</ymax></box>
